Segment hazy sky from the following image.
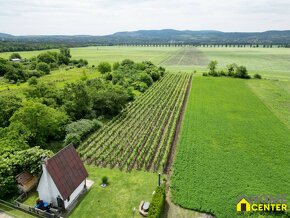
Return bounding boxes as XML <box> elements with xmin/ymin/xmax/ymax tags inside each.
<box><xmin>0</xmin><ymin>0</ymin><xmax>289</xmax><ymax>35</ymax></box>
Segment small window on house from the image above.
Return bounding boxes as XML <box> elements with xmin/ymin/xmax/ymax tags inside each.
<box><xmin>67</xmin><ymin>196</ymin><xmax>70</xmax><ymax>202</ymax></box>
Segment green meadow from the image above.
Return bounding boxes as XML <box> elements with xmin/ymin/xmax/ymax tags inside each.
<box><xmin>1</xmin><ymin>46</ymin><xmax>290</xmax><ymax>80</ymax></box>
<box><xmin>170</xmin><ymin>77</ymin><xmax>290</xmax><ymax>217</ymax></box>
<box><xmin>0</xmin><ymin>68</ymin><xmax>99</xmax><ymax>96</ymax></box>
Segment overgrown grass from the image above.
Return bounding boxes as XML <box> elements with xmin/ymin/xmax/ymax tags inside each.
<box><xmin>247</xmin><ymin>79</ymin><xmax>290</xmax><ymax>130</ymax></box>
<box><xmin>171</xmin><ymin>77</ymin><xmax>290</xmax><ymax>217</ymax></box>
<box><xmin>69</xmin><ymin>165</ymin><xmax>160</xmax><ymax>218</ymax></box>
<box><xmin>0</xmin><ymin>67</ymin><xmax>100</xmax><ymax>96</ymax></box>
<box><xmin>22</xmin><ymin>192</ymin><xmax>39</xmax><ymax>207</ymax></box>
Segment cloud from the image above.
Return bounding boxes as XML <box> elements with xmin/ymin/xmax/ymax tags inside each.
<box><xmin>0</xmin><ymin>0</ymin><xmax>289</xmax><ymax>35</ymax></box>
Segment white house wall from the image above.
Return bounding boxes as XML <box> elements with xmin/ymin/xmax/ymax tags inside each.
<box><xmin>37</xmin><ymin>163</ymin><xmax>86</xmax><ymax>209</ymax></box>
<box><xmin>64</xmin><ymin>180</ymin><xmax>86</xmax><ymax>208</ymax></box>
<box><xmin>37</xmin><ymin>164</ymin><xmax>61</xmax><ymax>207</ymax></box>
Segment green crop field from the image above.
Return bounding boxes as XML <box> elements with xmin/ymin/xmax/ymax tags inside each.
<box><xmin>170</xmin><ymin>77</ymin><xmax>290</xmax><ymax>217</ymax></box>
<box><xmin>247</xmin><ymin>80</ymin><xmax>290</xmax><ymax>130</ymax></box>
<box><xmin>1</xmin><ymin>46</ymin><xmax>290</xmax><ymax>80</ymax></box>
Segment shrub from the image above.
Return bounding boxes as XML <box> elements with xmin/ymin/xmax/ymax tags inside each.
<box><xmin>132</xmin><ymin>81</ymin><xmax>148</xmax><ymax>92</ymax></box>
<box><xmin>104</xmin><ymin>72</ymin><xmax>113</xmax><ymax>81</ymax></box>
<box><xmin>28</xmin><ymin>76</ymin><xmax>38</xmax><ymax>86</ymax></box>
<box><xmin>138</xmin><ymin>73</ymin><xmax>153</xmax><ymax>87</ymax></box>
<box><xmin>64</xmin><ymin>133</ymin><xmax>81</xmax><ymax>146</ymax></box>
<box><xmin>64</xmin><ymin>119</ymin><xmax>102</xmax><ymax>146</ymax></box>
<box><xmin>150</xmin><ymin>71</ymin><xmax>161</xmax><ymax>81</ymax></box>
<box><xmin>49</xmin><ymin>62</ymin><xmax>59</xmax><ymax>70</ymax></box>
<box><xmin>36</xmin><ymin>62</ymin><xmax>50</xmax><ymax>74</ymax></box>
<box><xmin>98</xmin><ymin>62</ymin><xmax>111</xmax><ymax>74</ymax></box>
<box><xmin>202</xmin><ymin>73</ymin><xmax>208</xmax><ymax>76</ymax></box>
<box><xmin>37</xmin><ymin>52</ymin><xmax>56</xmax><ymax>64</ymax></box>
<box><xmin>113</xmin><ymin>62</ymin><xmax>120</xmax><ymax>70</ymax></box>
<box><xmin>121</xmin><ymin>59</ymin><xmax>134</xmax><ymax>66</ymax></box>
<box><xmin>254</xmin><ymin>74</ymin><xmax>262</xmax><ymax>79</ymax></box>
<box><xmin>102</xmin><ymin>176</ymin><xmax>108</xmax><ymax>185</ymax></box>
<box><xmin>9</xmin><ymin>53</ymin><xmax>21</xmax><ymax>60</ymax></box>
<box><xmin>235</xmin><ymin>66</ymin><xmax>250</xmax><ymax>79</ymax></box>
<box><xmin>148</xmin><ymin>184</ymin><xmax>166</xmax><ymax>218</ymax></box>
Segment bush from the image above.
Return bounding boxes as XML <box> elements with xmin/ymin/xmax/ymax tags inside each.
<box><xmin>132</xmin><ymin>81</ymin><xmax>148</xmax><ymax>92</ymax></box>
<box><xmin>102</xmin><ymin>176</ymin><xmax>108</xmax><ymax>185</ymax></box>
<box><xmin>98</xmin><ymin>62</ymin><xmax>111</xmax><ymax>74</ymax></box>
<box><xmin>28</xmin><ymin>76</ymin><xmax>38</xmax><ymax>85</ymax></box>
<box><xmin>202</xmin><ymin>72</ymin><xmax>208</xmax><ymax>76</ymax></box>
<box><xmin>235</xmin><ymin>66</ymin><xmax>250</xmax><ymax>79</ymax></box>
<box><xmin>138</xmin><ymin>73</ymin><xmax>153</xmax><ymax>87</ymax></box>
<box><xmin>113</xmin><ymin>62</ymin><xmax>120</xmax><ymax>70</ymax></box>
<box><xmin>9</xmin><ymin>53</ymin><xmax>21</xmax><ymax>60</ymax></box>
<box><xmin>49</xmin><ymin>62</ymin><xmax>59</xmax><ymax>70</ymax></box>
<box><xmin>148</xmin><ymin>184</ymin><xmax>166</xmax><ymax>218</ymax></box>
<box><xmin>64</xmin><ymin>133</ymin><xmax>81</xmax><ymax>146</ymax></box>
<box><xmin>103</xmin><ymin>72</ymin><xmax>113</xmax><ymax>81</ymax></box>
<box><xmin>254</xmin><ymin>74</ymin><xmax>262</xmax><ymax>79</ymax></box>
<box><xmin>150</xmin><ymin>71</ymin><xmax>160</xmax><ymax>81</ymax></box>
<box><xmin>26</xmin><ymin>70</ymin><xmax>44</xmax><ymax>78</ymax></box>
<box><xmin>36</xmin><ymin>62</ymin><xmax>50</xmax><ymax>74</ymax></box>
<box><xmin>64</xmin><ymin>119</ymin><xmax>102</xmax><ymax>146</ymax></box>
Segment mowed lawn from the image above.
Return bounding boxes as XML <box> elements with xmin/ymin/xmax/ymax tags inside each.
<box><xmin>170</xmin><ymin>77</ymin><xmax>290</xmax><ymax>217</ymax></box>
<box><xmin>70</xmin><ymin>165</ymin><xmax>159</xmax><ymax>218</ymax></box>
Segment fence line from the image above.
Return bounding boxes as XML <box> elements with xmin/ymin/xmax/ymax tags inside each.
<box><xmin>0</xmin><ymin>199</ymin><xmax>57</xmax><ymax>218</ymax></box>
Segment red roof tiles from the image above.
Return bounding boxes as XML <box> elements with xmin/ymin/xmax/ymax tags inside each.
<box><xmin>45</xmin><ymin>144</ymin><xmax>88</xmax><ymax>200</ymax></box>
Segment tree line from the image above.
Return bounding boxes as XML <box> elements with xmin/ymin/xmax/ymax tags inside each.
<box><xmin>203</xmin><ymin>60</ymin><xmax>262</xmax><ymax>79</ymax></box>
<box><xmin>1</xmin><ymin>41</ymin><xmax>289</xmax><ymax>53</ymax></box>
<box><xmin>0</xmin><ymin>56</ymin><xmax>165</xmax><ymax>199</ymax></box>
<box><xmin>0</xmin><ymin>48</ymin><xmax>89</xmax><ymax>84</ymax></box>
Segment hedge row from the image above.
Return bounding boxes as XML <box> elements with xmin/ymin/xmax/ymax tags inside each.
<box><xmin>148</xmin><ymin>184</ymin><xmax>166</xmax><ymax>218</ymax></box>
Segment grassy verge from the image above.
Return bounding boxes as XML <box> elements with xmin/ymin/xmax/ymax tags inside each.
<box><xmin>0</xmin><ymin>203</ymin><xmax>35</xmax><ymax>218</ymax></box>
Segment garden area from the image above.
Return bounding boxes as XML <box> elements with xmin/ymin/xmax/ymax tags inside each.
<box><xmin>67</xmin><ymin>165</ymin><xmax>161</xmax><ymax>217</ymax></box>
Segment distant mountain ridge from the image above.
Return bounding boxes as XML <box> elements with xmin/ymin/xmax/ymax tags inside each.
<box><xmin>1</xmin><ymin>29</ymin><xmax>290</xmax><ymax>44</ymax></box>
<box><xmin>0</xmin><ymin>29</ymin><xmax>290</xmax><ymax>52</ymax></box>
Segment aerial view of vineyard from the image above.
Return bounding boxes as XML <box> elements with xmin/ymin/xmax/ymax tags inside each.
<box><xmin>1</xmin><ymin>0</ymin><xmax>290</xmax><ymax>217</ymax></box>
<box><xmin>79</xmin><ymin>73</ymin><xmax>191</xmax><ymax>172</ymax></box>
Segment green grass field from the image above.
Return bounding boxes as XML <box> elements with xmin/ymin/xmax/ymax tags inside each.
<box><xmin>247</xmin><ymin>80</ymin><xmax>290</xmax><ymax>130</ymax></box>
<box><xmin>170</xmin><ymin>77</ymin><xmax>290</xmax><ymax>217</ymax></box>
<box><xmin>69</xmin><ymin>165</ymin><xmax>159</xmax><ymax>218</ymax></box>
<box><xmin>0</xmin><ymin>68</ymin><xmax>99</xmax><ymax>96</ymax></box>
<box><xmin>1</xmin><ymin>46</ymin><xmax>290</xmax><ymax>80</ymax></box>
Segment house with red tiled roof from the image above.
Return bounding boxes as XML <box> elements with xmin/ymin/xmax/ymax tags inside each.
<box><xmin>37</xmin><ymin>144</ymin><xmax>88</xmax><ymax>210</ymax></box>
